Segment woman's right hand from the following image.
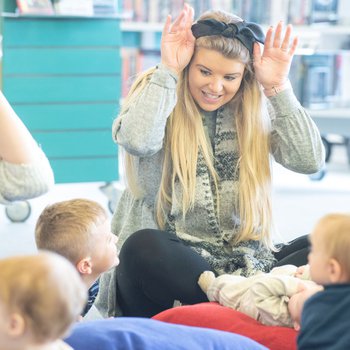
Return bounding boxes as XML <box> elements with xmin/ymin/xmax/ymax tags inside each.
<box><xmin>161</xmin><ymin>4</ymin><xmax>195</xmax><ymax>75</ymax></box>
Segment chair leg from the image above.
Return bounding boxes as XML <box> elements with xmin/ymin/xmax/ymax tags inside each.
<box><xmin>322</xmin><ymin>136</ymin><xmax>332</xmax><ymax>163</ymax></box>
<box><xmin>345</xmin><ymin>137</ymin><xmax>350</xmax><ymax>165</ymax></box>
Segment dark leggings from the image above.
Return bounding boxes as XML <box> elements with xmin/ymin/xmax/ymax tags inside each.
<box><xmin>116</xmin><ymin>229</ymin><xmax>310</xmax><ymax>318</ymax></box>
<box><xmin>274</xmin><ymin>234</ymin><xmax>310</xmax><ymax>267</ymax></box>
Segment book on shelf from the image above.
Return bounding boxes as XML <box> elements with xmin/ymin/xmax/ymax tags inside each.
<box><xmin>288</xmin><ymin>54</ymin><xmax>304</xmax><ymax>102</ymax></box>
<box><xmin>93</xmin><ymin>0</ymin><xmax>118</xmax><ymax>15</ymax></box>
<box><xmin>288</xmin><ymin>0</ymin><xmax>340</xmax><ymax>25</ymax></box>
<box><xmin>52</xmin><ymin>0</ymin><xmax>94</xmax><ymax>16</ymax></box>
<box><xmin>287</xmin><ymin>0</ymin><xmax>310</xmax><ymax>25</ymax></box>
<box><xmin>212</xmin><ymin>0</ymin><xmax>235</xmax><ymax>14</ymax></box>
<box><xmin>335</xmin><ymin>51</ymin><xmax>350</xmax><ymax>107</ymax></box>
<box><xmin>121</xmin><ymin>48</ymin><xmax>142</xmax><ymax>97</ymax></box>
<box><xmin>119</xmin><ymin>0</ymin><xmax>341</xmax><ymax>26</ymax></box>
<box><xmin>309</xmin><ymin>0</ymin><xmax>339</xmax><ymax>24</ymax></box>
<box><xmin>300</xmin><ymin>54</ymin><xmax>338</xmax><ymax>109</ymax></box>
<box><xmin>289</xmin><ymin>53</ymin><xmax>342</xmax><ymax>109</ymax></box>
<box><xmin>121</xmin><ymin>48</ymin><xmax>160</xmax><ymax>97</ymax></box>
<box><xmin>16</xmin><ymin>0</ymin><xmax>54</xmax><ymax>15</ymax></box>
<box><xmin>304</xmin><ymin>65</ymin><xmax>333</xmax><ymax>109</ymax></box>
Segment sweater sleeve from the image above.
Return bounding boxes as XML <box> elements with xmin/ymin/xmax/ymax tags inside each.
<box><xmin>0</xmin><ymin>147</ymin><xmax>54</xmax><ymax>204</ymax></box>
<box><xmin>206</xmin><ymin>274</ymin><xmax>248</xmax><ymax>306</ymax></box>
<box><xmin>113</xmin><ymin>64</ymin><xmax>178</xmax><ymax>157</ymax></box>
<box><xmin>267</xmin><ymin>87</ymin><xmax>325</xmax><ymax>174</ymax></box>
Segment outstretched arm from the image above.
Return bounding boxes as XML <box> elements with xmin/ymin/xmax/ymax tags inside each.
<box><xmin>0</xmin><ymin>91</ymin><xmax>54</xmax><ymax>203</ymax></box>
<box><xmin>0</xmin><ymin>91</ymin><xmax>43</xmax><ymax>164</ymax></box>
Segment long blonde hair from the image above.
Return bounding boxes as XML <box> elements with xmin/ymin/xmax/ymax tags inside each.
<box><xmin>123</xmin><ymin>10</ymin><xmax>273</xmax><ymax>248</ymax></box>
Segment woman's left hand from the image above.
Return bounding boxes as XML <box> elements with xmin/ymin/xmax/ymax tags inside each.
<box><xmin>253</xmin><ymin>21</ymin><xmax>298</xmax><ymax>90</ymax></box>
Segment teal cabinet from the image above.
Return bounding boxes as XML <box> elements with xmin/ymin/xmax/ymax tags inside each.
<box><xmin>1</xmin><ymin>10</ymin><xmax>121</xmax><ymax>183</ymax></box>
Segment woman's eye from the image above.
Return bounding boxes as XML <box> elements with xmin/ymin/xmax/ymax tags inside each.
<box><xmin>225</xmin><ymin>76</ymin><xmax>235</xmax><ymax>81</ymax></box>
<box><xmin>200</xmin><ymin>69</ymin><xmax>210</xmax><ymax>76</ymax></box>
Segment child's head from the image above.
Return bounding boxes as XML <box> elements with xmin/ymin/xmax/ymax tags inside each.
<box><xmin>35</xmin><ymin>199</ymin><xmax>119</xmax><ymax>283</ymax></box>
<box><xmin>0</xmin><ymin>252</ymin><xmax>86</xmax><ymax>347</ymax></box>
<box><xmin>308</xmin><ymin>213</ymin><xmax>350</xmax><ymax>285</ymax></box>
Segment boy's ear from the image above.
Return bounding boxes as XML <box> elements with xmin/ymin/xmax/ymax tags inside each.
<box><xmin>7</xmin><ymin>313</ymin><xmax>26</xmax><ymax>337</ymax></box>
<box><xmin>328</xmin><ymin>258</ymin><xmax>343</xmax><ymax>283</ymax></box>
<box><xmin>76</xmin><ymin>257</ymin><xmax>92</xmax><ymax>275</ymax></box>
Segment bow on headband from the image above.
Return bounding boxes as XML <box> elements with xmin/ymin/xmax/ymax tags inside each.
<box><xmin>191</xmin><ymin>18</ymin><xmax>265</xmax><ymax>55</ymax></box>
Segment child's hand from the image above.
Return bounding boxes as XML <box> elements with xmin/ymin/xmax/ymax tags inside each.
<box><xmin>289</xmin><ymin>281</ymin><xmax>323</xmax><ymax>331</ymax></box>
<box><xmin>198</xmin><ymin>271</ymin><xmax>215</xmax><ymax>293</ymax></box>
<box><xmin>294</xmin><ymin>264</ymin><xmax>310</xmax><ymax>280</ymax></box>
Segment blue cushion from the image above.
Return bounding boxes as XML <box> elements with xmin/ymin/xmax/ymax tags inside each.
<box><xmin>64</xmin><ymin>317</ymin><xmax>267</xmax><ymax>350</ymax></box>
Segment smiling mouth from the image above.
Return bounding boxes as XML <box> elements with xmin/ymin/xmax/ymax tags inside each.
<box><xmin>202</xmin><ymin>91</ymin><xmax>222</xmax><ymax>100</ymax></box>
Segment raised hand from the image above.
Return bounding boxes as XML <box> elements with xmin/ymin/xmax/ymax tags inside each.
<box><xmin>161</xmin><ymin>4</ymin><xmax>195</xmax><ymax>75</ymax></box>
<box><xmin>253</xmin><ymin>21</ymin><xmax>298</xmax><ymax>90</ymax></box>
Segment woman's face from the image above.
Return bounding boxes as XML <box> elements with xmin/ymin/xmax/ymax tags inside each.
<box><xmin>188</xmin><ymin>48</ymin><xmax>245</xmax><ymax>111</ymax></box>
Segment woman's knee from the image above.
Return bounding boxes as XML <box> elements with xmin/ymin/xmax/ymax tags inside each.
<box><xmin>119</xmin><ymin>229</ymin><xmax>169</xmax><ymax>270</ymax></box>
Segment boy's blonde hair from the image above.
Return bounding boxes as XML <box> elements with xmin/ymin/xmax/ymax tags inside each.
<box><xmin>35</xmin><ymin>199</ymin><xmax>108</xmax><ymax>264</ymax></box>
<box><xmin>314</xmin><ymin>213</ymin><xmax>350</xmax><ymax>277</ymax></box>
<box><xmin>0</xmin><ymin>252</ymin><xmax>86</xmax><ymax>343</ymax></box>
<box><xmin>123</xmin><ymin>10</ymin><xmax>273</xmax><ymax>248</ymax></box>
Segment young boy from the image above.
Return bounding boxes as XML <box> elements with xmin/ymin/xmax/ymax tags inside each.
<box><xmin>298</xmin><ymin>213</ymin><xmax>350</xmax><ymax>349</ymax></box>
<box><xmin>0</xmin><ymin>252</ymin><xmax>86</xmax><ymax>350</ymax></box>
<box><xmin>35</xmin><ymin>198</ymin><xmax>119</xmax><ymax>316</ymax></box>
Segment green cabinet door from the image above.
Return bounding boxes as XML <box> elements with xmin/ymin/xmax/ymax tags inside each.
<box><xmin>1</xmin><ymin>14</ymin><xmax>121</xmax><ymax>183</ymax></box>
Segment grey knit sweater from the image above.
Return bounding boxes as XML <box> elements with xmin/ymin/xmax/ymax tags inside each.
<box><xmin>95</xmin><ymin>64</ymin><xmax>324</xmax><ymax>317</ymax></box>
<box><xmin>0</xmin><ymin>148</ymin><xmax>54</xmax><ymax>204</ymax></box>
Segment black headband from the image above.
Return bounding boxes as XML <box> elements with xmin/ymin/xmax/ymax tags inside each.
<box><xmin>191</xmin><ymin>18</ymin><xmax>265</xmax><ymax>55</ymax></box>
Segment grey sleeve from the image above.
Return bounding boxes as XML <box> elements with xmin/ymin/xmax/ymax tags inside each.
<box><xmin>0</xmin><ymin>148</ymin><xmax>54</xmax><ymax>204</ymax></box>
<box><xmin>268</xmin><ymin>88</ymin><xmax>325</xmax><ymax>174</ymax></box>
<box><xmin>94</xmin><ymin>268</ymin><xmax>123</xmax><ymax>317</ymax></box>
<box><xmin>113</xmin><ymin>64</ymin><xmax>178</xmax><ymax>157</ymax></box>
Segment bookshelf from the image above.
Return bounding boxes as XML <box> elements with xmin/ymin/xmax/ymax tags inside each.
<box><xmin>1</xmin><ymin>1</ymin><xmax>123</xmax><ymax>183</ymax></box>
<box><xmin>119</xmin><ymin>0</ymin><xmax>350</xmax><ymax>163</ymax></box>
<box><xmin>310</xmin><ymin>108</ymin><xmax>350</xmax><ymax>135</ymax></box>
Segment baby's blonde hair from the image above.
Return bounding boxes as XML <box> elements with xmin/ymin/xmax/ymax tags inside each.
<box><xmin>35</xmin><ymin>199</ymin><xmax>108</xmax><ymax>264</ymax></box>
<box><xmin>313</xmin><ymin>213</ymin><xmax>350</xmax><ymax>277</ymax></box>
<box><xmin>0</xmin><ymin>252</ymin><xmax>86</xmax><ymax>343</ymax></box>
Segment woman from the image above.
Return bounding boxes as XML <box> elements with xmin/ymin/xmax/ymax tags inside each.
<box><xmin>98</xmin><ymin>4</ymin><xmax>324</xmax><ymax>317</ymax></box>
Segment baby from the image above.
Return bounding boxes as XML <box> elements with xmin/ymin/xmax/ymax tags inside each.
<box><xmin>0</xmin><ymin>251</ymin><xmax>86</xmax><ymax>350</ymax></box>
<box><xmin>35</xmin><ymin>198</ymin><xmax>119</xmax><ymax>316</ymax></box>
<box><xmin>298</xmin><ymin>213</ymin><xmax>350</xmax><ymax>349</ymax></box>
<box><xmin>199</xmin><ymin>264</ymin><xmax>321</xmax><ymax>329</ymax></box>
